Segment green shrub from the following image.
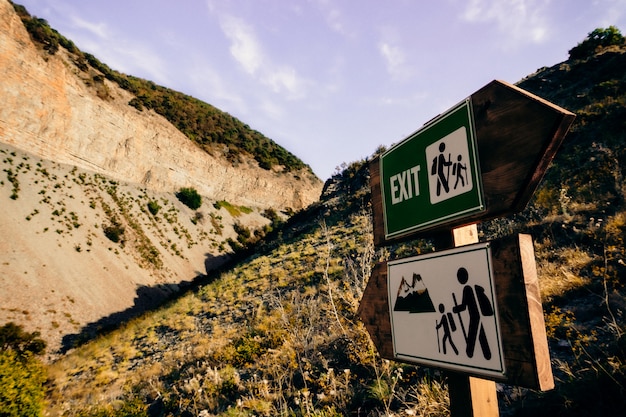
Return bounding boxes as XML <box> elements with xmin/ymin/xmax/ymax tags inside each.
<box><xmin>103</xmin><ymin>224</ymin><xmax>125</xmax><ymax>243</ymax></box>
<box><xmin>128</xmin><ymin>97</ymin><xmax>144</xmax><ymax>111</ymax></box>
<box><xmin>0</xmin><ymin>323</ymin><xmax>47</xmax><ymax>417</ymax></box>
<box><xmin>213</xmin><ymin>200</ymin><xmax>241</xmax><ymax>217</ymax></box>
<box><xmin>176</xmin><ymin>187</ymin><xmax>202</xmax><ymax>210</ymax></box>
<box><xmin>147</xmin><ymin>200</ymin><xmax>161</xmax><ymax>215</ymax></box>
<box><xmin>0</xmin><ymin>350</ymin><xmax>47</xmax><ymax>417</ymax></box>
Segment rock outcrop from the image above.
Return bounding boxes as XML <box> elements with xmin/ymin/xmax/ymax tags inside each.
<box><xmin>0</xmin><ymin>0</ymin><xmax>322</xmax><ymax>212</ymax></box>
<box><xmin>0</xmin><ymin>0</ymin><xmax>323</xmax><ymax>354</ymax></box>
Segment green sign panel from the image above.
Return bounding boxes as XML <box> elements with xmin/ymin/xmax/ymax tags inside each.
<box><xmin>380</xmin><ymin>99</ymin><xmax>484</xmax><ymax>239</ymax></box>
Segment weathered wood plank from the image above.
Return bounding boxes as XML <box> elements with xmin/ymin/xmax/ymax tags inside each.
<box><xmin>369</xmin><ymin>155</ymin><xmax>387</xmax><ymax>247</ymax></box>
<box><xmin>473</xmin><ymin>81</ymin><xmax>574</xmax><ymax>216</ymax></box>
<box><xmin>493</xmin><ymin>234</ymin><xmax>554</xmax><ymax>390</ymax></box>
<box><xmin>356</xmin><ymin>261</ymin><xmax>393</xmax><ymax>359</ymax></box>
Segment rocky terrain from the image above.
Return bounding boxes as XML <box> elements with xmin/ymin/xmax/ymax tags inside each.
<box><xmin>0</xmin><ymin>0</ymin><xmax>321</xmax><ymax>210</ymax></box>
<box><xmin>0</xmin><ymin>0</ymin><xmax>322</xmax><ymax>355</ymax></box>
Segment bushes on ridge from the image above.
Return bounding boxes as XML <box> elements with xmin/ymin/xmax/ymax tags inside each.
<box><xmin>176</xmin><ymin>187</ymin><xmax>202</xmax><ymax>210</ymax></box>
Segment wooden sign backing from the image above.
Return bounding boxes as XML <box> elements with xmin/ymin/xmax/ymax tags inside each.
<box><xmin>371</xmin><ymin>80</ymin><xmax>575</xmax><ymax>246</ymax></box>
<box><xmin>357</xmin><ymin>233</ymin><xmax>553</xmax><ymax>391</ymax></box>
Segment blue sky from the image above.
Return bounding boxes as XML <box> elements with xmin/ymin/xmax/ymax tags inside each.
<box><xmin>15</xmin><ymin>0</ymin><xmax>626</xmax><ymax>180</ymax></box>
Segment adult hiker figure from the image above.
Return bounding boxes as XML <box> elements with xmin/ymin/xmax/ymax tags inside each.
<box><xmin>431</xmin><ymin>142</ymin><xmax>452</xmax><ymax>196</ymax></box>
<box><xmin>452</xmin><ymin>267</ymin><xmax>494</xmax><ymax>360</ymax></box>
<box><xmin>452</xmin><ymin>154</ymin><xmax>468</xmax><ymax>190</ymax></box>
<box><xmin>435</xmin><ymin>303</ymin><xmax>458</xmax><ymax>355</ymax></box>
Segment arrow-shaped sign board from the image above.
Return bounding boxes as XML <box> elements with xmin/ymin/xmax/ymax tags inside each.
<box><xmin>370</xmin><ymin>80</ymin><xmax>575</xmax><ymax>246</ymax></box>
<box><xmin>358</xmin><ymin>234</ymin><xmax>554</xmax><ymax>391</ymax></box>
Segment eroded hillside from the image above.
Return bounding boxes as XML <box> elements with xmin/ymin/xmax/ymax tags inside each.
<box><xmin>0</xmin><ymin>142</ymin><xmax>278</xmax><ymax>354</ymax></box>
<box><xmin>0</xmin><ymin>0</ymin><xmax>322</xmax><ymax>355</ymax></box>
<box><xmin>0</xmin><ymin>0</ymin><xmax>322</xmax><ymax>211</ymax></box>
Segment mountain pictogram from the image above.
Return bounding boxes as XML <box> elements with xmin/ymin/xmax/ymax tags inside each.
<box><xmin>393</xmin><ymin>273</ymin><xmax>436</xmax><ymax>313</ymax></box>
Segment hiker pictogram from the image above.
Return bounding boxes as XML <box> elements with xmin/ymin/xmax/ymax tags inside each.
<box><xmin>432</xmin><ymin>266</ymin><xmax>494</xmax><ymax>360</ymax></box>
<box><xmin>425</xmin><ymin>128</ymin><xmax>475</xmax><ymax>205</ymax></box>
<box><xmin>453</xmin><ymin>155</ymin><xmax>468</xmax><ymax>189</ymax></box>
<box><xmin>431</xmin><ymin>142</ymin><xmax>452</xmax><ymax>196</ymax></box>
<box><xmin>451</xmin><ymin>267</ymin><xmax>493</xmax><ymax>360</ymax></box>
<box><xmin>430</xmin><ymin>140</ymin><xmax>472</xmax><ymax>197</ymax></box>
<box><xmin>435</xmin><ymin>303</ymin><xmax>458</xmax><ymax>355</ymax></box>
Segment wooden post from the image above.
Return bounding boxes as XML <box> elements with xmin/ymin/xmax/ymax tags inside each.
<box><xmin>447</xmin><ymin>224</ymin><xmax>499</xmax><ymax>417</ymax></box>
<box><xmin>359</xmin><ymin>79</ymin><xmax>566</xmax><ymax>416</ymax></box>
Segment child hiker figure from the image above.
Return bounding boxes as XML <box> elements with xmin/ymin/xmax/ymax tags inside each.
<box><xmin>452</xmin><ymin>267</ymin><xmax>494</xmax><ymax>360</ymax></box>
<box><xmin>452</xmin><ymin>154</ymin><xmax>468</xmax><ymax>190</ymax></box>
<box><xmin>435</xmin><ymin>303</ymin><xmax>458</xmax><ymax>355</ymax></box>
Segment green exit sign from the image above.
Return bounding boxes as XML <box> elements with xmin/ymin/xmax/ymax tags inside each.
<box><xmin>380</xmin><ymin>99</ymin><xmax>484</xmax><ymax>240</ymax></box>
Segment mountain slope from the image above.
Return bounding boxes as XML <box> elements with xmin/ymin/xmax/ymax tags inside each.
<box><xmin>0</xmin><ymin>0</ymin><xmax>322</xmax><ymax>210</ymax></box>
<box><xmin>0</xmin><ymin>141</ymin><xmax>277</xmax><ymax>354</ymax></box>
<box><xmin>0</xmin><ymin>0</ymin><xmax>322</xmax><ymax>354</ymax></box>
<box><xmin>9</xmin><ymin>24</ymin><xmax>626</xmax><ymax>417</ymax></box>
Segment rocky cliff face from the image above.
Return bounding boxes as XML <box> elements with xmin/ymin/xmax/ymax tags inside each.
<box><xmin>0</xmin><ymin>0</ymin><xmax>323</xmax><ymax>355</ymax></box>
<box><xmin>0</xmin><ymin>0</ymin><xmax>322</xmax><ymax>211</ymax></box>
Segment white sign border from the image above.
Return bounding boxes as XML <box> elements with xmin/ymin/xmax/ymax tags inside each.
<box><xmin>387</xmin><ymin>242</ymin><xmax>506</xmax><ymax>379</ymax></box>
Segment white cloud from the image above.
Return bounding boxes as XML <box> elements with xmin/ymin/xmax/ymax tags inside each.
<box><xmin>61</xmin><ymin>15</ymin><xmax>170</xmax><ymax>85</ymax></box>
<box><xmin>264</xmin><ymin>66</ymin><xmax>307</xmax><ymax>98</ymax></box>
<box><xmin>217</xmin><ymin>14</ymin><xmax>311</xmax><ymax>101</ymax></box>
<box><xmin>220</xmin><ymin>16</ymin><xmax>263</xmax><ymax>75</ymax></box>
<box><xmin>69</xmin><ymin>15</ymin><xmax>109</xmax><ymax>40</ymax></box>
<box><xmin>310</xmin><ymin>0</ymin><xmax>353</xmax><ymax>37</ymax></box>
<box><xmin>379</xmin><ymin>41</ymin><xmax>412</xmax><ymax>80</ymax></box>
<box><xmin>188</xmin><ymin>63</ymin><xmax>249</xmax><ymax>116</ymax></box>
<box><xmin>116</xmin><ymin>44</ymin><xmax>169</xmax><ymax>82</ymax></box>
<box><xmin>462</xmin><ymin>0</ymin><xmax>549</xmax><ymax>45</ymax></box>
<box><xmin>325</xmin><ymin>8</ymin><xmax>347</xmax><ymax>35</ymax></box>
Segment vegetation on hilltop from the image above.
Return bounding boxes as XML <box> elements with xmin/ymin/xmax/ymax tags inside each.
<box><xmin>568</xmin><ymin>26</ymin><xmax>625</xmax><ymax>60</ymax></box>
<box><xmin>10</xmin><ymin>1</ymin><xmax>311</xmax><ymax>174</ymax></box>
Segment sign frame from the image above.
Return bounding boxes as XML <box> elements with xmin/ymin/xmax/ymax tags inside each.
<box><xmin>387</xmin><ymin>242</ymin><xmax>506</xmax><ymax>379</ymax></box>
<box><xmin>358</xmin><ymin>234</ymin><xmax>554</xmax><ymax>391</ymax></box>
<box><xmin>380</xmin><ymin>99</ymin><xmax>485</xmax><ymax>240</ymax></box>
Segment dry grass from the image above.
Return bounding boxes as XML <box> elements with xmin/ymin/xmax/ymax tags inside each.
<box><xmin>536</xmin><ymin>245</ymin><xmax>594</xmax><ymax>301</ymax></box>
<box><xmin>43</xmin><ymin>205</ymin><xmax>456</xmax><ymax>416</ymax></box>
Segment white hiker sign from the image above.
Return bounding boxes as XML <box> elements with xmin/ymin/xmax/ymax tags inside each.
<box><xmin>388</xmin><ymin>242</ymin><xmax>505</xmax><ymax>378</ymax></box>
<box><xmin>426</xmin><ymin>126</ymin><xmax>474</xmax><ymax>204</ymax></box>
